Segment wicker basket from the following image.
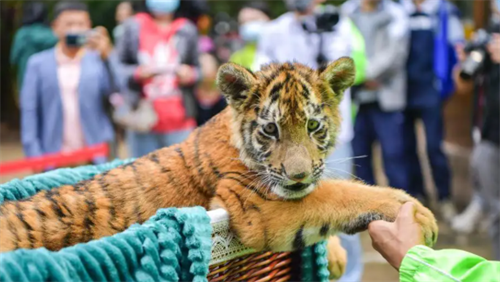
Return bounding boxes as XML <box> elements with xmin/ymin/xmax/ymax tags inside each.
<box><xmin>208</xmin><ymin>251</ymin><xmax>299</xmax><ymax>282</ymax></box>
<box><xmin>207</xmin><ymin>209</ymin><xmax>302</xmax><ymax>282</ymax></box>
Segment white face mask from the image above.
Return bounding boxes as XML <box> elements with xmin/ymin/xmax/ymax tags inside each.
<box><xmin>239</xmin><ymin>20</ymin><xmax>266</xmax><ymax>43</ymax></box>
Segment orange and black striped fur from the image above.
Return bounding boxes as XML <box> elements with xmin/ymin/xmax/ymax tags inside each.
<box><xmin>0</xmin><ymin>59</ymin><xmax>438</xmax><ymax>258</ymax></box>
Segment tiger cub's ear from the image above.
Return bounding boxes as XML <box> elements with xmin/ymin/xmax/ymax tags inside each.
<box><xmin>319</xmin><ymin>57</ymin><xmax>355</xmax><ymax>103</ymax></box>
<box><xmin>217</xmin><ymin>63</ymin><xmax>257</xmax><ymax>110</ymax></box>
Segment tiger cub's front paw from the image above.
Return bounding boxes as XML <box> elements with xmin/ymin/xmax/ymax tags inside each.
<box><xmin>326</xmin><ymin>236</ymin><xmax>347</xmax><ymax>280</ymax></box>
<box><xmin>388</xmin><ymin>189</ymin><xmax>438</xmax><ymax>247</ymax></box>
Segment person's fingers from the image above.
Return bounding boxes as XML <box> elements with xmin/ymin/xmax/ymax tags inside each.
<box><xmin>368</xmin><ymin>220</ymin><xmax>385</xmax><ymax>232</ymax></box>
<box><xmin>395</xmin><ymin>202</ymin><xmax>416</xmax><ymax>224</ymax></box>
<box><xmin>87</xmin><ymin>35</ymin><xmax>99</xmax><ymax>43</ymax></box>
<box><xmin>94</xmin><ymin>26</ymin><xmax>109</xmax><ymax>36</ymax></box>
<box><xmin>368</xmin><ymin>220</ymin><xmax>392</xmax><ymax>238</ymax></box>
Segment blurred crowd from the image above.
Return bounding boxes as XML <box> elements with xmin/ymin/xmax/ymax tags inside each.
<box><xmin>9</xmin><ymin>0</ymin><xmax>500</xmax><ymax>278</ymax></box>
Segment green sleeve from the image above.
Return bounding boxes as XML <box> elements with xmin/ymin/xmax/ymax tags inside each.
<box><xmin>229</xmin><ymin>51</ymin><xmax>244</xmax><ymax>66</ymax></box>
<box><xmin>400</xmin><ymin>245</ymin><xmax>500</xmax><ymax>282</ymax></box>
<box><xmin>229</xmin><ymin>44</ymin><xmax>257</xmax><ymax>71</ymax></box>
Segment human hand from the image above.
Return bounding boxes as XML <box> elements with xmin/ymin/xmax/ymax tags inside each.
<box><xmin>487</xmin><ymin>33</ymin><xmax>500</xmax><ymax>64</ymax></box>
<box><xmin>455</xmin><ymin>43</ymin><xmax>467</xmax><ymax>63</ymax></box>
<box><xmin>135</xmin><ymin>66</ymin><xmax>159</xmax><ymax>81</ymax></box>
<box><xmin>86</xmin><ymin>26</ymin><xmax>113</xmax><ymax>60</ymax></box>
<box><xmin>364</xmin><ymin>80</ymin><xmax>380</xmax><ymax>90</ymax></box>
<box><xmin>368</xmin><ymin>202</ymin><xmax>425</xmax><ymax>270</ymax></box>
<box><xmin>177</xmin><ymin>64</ymin><xmax>195</xmax><ymax>86</ymax></box>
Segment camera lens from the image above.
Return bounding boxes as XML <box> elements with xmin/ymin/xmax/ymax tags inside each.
<box><xmin>459</xmin><ymin>49</ymin><xmax>486</xmax><ymax>80</ymax></box>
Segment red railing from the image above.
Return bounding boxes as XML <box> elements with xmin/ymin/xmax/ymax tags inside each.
<box><xmin>0</xmin><ymin>143</ymin><xmax>109</xmax><ymax>175</ymax></box>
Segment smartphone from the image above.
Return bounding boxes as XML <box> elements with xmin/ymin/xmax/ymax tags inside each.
<box><xmin>65</xmin><ymin>33</ymin><xmax>87</xmax><ymax>48</ymax></box>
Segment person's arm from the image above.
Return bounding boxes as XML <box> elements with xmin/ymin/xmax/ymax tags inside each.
<box><xmin>177</xmin><ymin>22</ymin><xmax>202</xmax><ymax>86</ymax></box>
<box><xmin>20</xmin><ymin>57</ymin><xmax>42</xmax><ymax>157</ymax></box>
<box><xmin>114</xmin><ymin>19</ymin><xmax>148</xmax><ymax>93</ymax></box>
<box><xmin>87</xmin><ymin>26</ymin><xmax>118</xmax><ymax>96</ymax></box>
<box><xmin>400</xmin><ymin>245</ymin><xmax>500</xmax><ymax>282</ymax></box>
<box><xmin>447</xmin><ymin>11</ymin><xmax>464</xmax><ymax>45</ymax></box>
<box><xmin>369</xmin><ymin>203</ymin><xmax>500</xmax><ymax>282</ymax></box>
<box><xmin>365</xmin><ymin>5</ymin><xmax>410</xmax><ymax>81</ymax></box>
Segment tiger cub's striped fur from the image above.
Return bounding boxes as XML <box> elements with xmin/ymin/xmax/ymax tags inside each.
<box><xmin>0</xmin><ymin>59</ymin><xmax>438</xmax><ymax>257</ymax></box>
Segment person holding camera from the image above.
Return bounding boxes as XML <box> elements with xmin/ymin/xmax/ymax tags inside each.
<box><xmin>451</xmin><ymin>2</ymin><xmax>500</xmax><ymax>260</ymax></box>
<box><xmin>20</xmin><ymin>1</ymin><xmax>117</xmax><ymax>165</ymax></box>
<box><xmin>256</xmin><ymin>0</ymin><xmax>365</xmax><ymax>280</ymax></box>
<box><xmin>341</xmin><ymin>0</ymin><xmax>411</xmax><ymax>198</ymax></box>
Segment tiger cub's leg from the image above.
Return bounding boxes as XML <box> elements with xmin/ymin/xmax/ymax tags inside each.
<box><xmin>212</xmin><ymin>178</ymin><xmax>438</xmax><ymax>252</ymax></box>
<box><xmin>326</xmin><ymin>236</ymin><xmax>347</xmax><ymax>280</ymax></box>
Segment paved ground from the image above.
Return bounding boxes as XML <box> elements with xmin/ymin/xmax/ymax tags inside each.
<box><xmin>0</xmin><ymin>125</ymin><xmax>494</xmax><ymax>282</ymax></box>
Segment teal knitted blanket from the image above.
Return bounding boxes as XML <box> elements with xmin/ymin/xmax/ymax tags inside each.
<box><xmin>0</xmin><ymin>159</ymin><xmax>329</xmax><ymax>282</ymax></box>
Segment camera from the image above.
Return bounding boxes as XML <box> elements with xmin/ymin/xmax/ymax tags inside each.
<box><xmin>460</xmin><ymin>23</ymin><xmax>500</xmax><ymax>80</ymax></box>
<box><xmin>459</xmin><ymin>29</ymin><xmax>492</xmax><ymax>80</ymax></box>
<box><xmin>299</xmin><ymin>5</ymin><xmax>340</xmax><ymax>34</ymax></box>
<box><xmin>65</xmin><ymin>29</ymin><xmax>99</xmax><ymax>48</ymax></box>
<box><xmin>286</xmin><ymin>0</ymin><xmax>340</xmax><ymax>33</ymax></box>
<box><xmin>65</xmin><ymin>33</ymin><xmax>88</xmax><ymax>48</ymax></box>
<box><xmin>313</xmin><ymin>5</ymin><xmax>340</xmax><ymax>33</ymax></box>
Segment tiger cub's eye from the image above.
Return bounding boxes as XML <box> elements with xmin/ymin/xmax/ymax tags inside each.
<box><xmin>263</xmin><ymin>122</ymin><xmax>278</xmax><ymax>136</ymax></box>
<box><xmin>307</xmin><ymin>119</ymin><xmax>320</xmax><ymax>132</ymax></box>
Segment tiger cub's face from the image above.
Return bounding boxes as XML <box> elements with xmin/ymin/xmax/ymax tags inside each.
<box><xmin>217</xmin><ymin>58</ymin><xmax>355</xmax><ymax>199</ymax></box>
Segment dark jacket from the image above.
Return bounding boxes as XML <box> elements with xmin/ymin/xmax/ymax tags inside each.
<box><xmin>115</xmin><ymin>14</ymin><xmax>201</xmax><ymax>118</ymax></box>
<box><xmin>478</xmin><ymin>62</ymin><xmax>499</xmax><ymax>145</ymax></box>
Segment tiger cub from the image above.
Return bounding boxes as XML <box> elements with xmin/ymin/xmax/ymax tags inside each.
<box><xmin>0</xmin><ymin>58</ymin><xmax>437</xmax><ymax>257</ymax></box>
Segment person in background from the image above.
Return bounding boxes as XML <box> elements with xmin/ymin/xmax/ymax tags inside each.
<box><xmin>400</xmin><ymin>0</ymin><xmax>464</xmax><ymax>221</ymax></box>
<box><xmin>451</xmin><ymin>1</ymin><xmax>500</xmax><ymax>260</ymax></box>
<box><xmin>491</xmin><ymin>0</ymin><xmax>500</xmax><ymax>24</ymax></box>
<box><xmin>194</xmin><ymin>13</ymin><xmax>226</xmax><ymax>126</ymax></box>
<box><xmin>256</xmin><ymin>0</ymin><xmax>364</xmax><ymax>280</ymax></box>
<box><xmin>368</xmin><ymin>202</ymin><xmax>500</xmax><ymax>281</ymax></box>
<box><xmin>195</xmin><ymin>53</ymin><xmax>226</xmax><ymax>126</ymax></box>
<box><xmin>113</xmin><ymin>1</ymin><xmax>134</xmax><ymax>42</ymax></box>
<box><xmin>10</xmin><ymin>2</ymin><xmax>57</xmax><ymax>91</ymax></box>
<box><xmin>230</xmin><ymin>2</ymin><xmax>271</xmax><ymax>71</ymax></box>
<box><xmin>342</xmin><ymin>0</ymin><xmax>411</xmax><ymax>196</ymax></box>
<box><xmin>117</xmin><ymin>0</ymin><xmax>201</xmax><ymax>158</ymax></box>
<box><xmin>21</xmin><ymin>1</ymin><xmax>116</xmax><ymax>164</ymax></box>
<box><xmin>197</xmin><ymin>13</ymin><xmax>216</xmax><ymax>55</ymax></box>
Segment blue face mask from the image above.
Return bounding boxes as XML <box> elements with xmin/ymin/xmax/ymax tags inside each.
<box><xmin>146</xmin><ymin>0</ymin><xmax>180</xmax><ymax>15</ymax></box>
<box><xmin>239</xmin><ymin>21</ymin><xmax>266</xmax><ymax>43</ymax></box>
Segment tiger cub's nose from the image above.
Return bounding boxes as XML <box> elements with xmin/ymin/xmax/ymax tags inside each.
<box><xmin>289</xmin><ymin>172</ymin><xmax>309</xmax><ymax>182</ymax></box>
